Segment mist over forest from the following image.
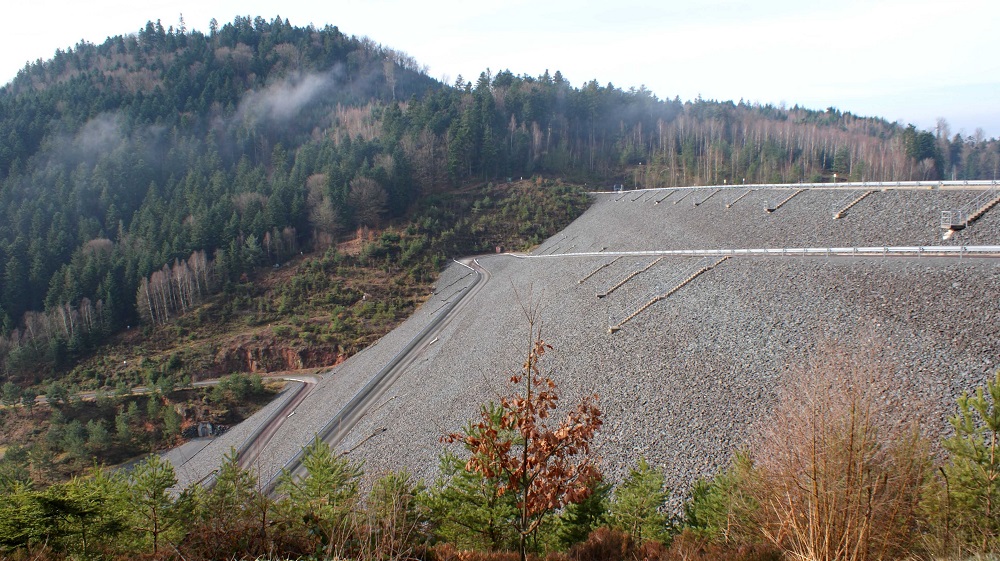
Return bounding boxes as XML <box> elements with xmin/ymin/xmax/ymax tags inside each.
<box><xmin>0</xmin><ymin>14</ymin><xmax>996</xmax><ymax>381</ymax></box>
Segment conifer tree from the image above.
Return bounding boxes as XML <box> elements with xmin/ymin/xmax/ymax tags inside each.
<box><xmin>188</xmin><ymin>449</ymin><xmax>276</xmax><ymax>559</ymax></box>
<box><xmin>277</xmin><ymin>437</ymin><xmax>363</xmax><ymax>557</ymax></box>
<box><xmin>942</xmin><ymin>370</ymin><xmax>1000</xmax><ymax>553</ymax></box>
<box><xmin>128</xmin><ymin>453</ymin><xmax>185</xmax><ymax>553</ymax></box>
<box><xmin>557</xmin><ymin>479</ymin><xmax>610</xmax><ymax>548</ymax></box>
<box><xmin>426</xmin><ymin>426</ymin><xmax>518</xmax><ymax>551</ymax></box>
<box><xmin>609</xmin><ymin>457</ymin><xmax>672</xmax><ymax>544</ymax></box>
<box><xmin>0</xmin><ymin>382</ymin><xmax>20</xmax><ymax>406</ymax></box>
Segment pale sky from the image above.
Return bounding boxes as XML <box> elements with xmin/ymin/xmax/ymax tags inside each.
<box><xmin>5</xmin><ymin>0</ymin><xmax>999</xmax><ymax>138</ymax></box>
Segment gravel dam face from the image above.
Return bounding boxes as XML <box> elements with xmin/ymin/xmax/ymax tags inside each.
<box><xmin>185</xmin><ymin>186</ymin><xmax>1000</xmax><ymax>499</ymax></box>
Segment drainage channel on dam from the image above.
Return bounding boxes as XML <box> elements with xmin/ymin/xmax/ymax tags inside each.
<box><xmin>261</xmin><ymin>258</ymin><xmax>490</xmax><ymax>493</ymax></box>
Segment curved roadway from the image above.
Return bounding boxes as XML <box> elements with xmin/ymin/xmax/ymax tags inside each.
<box><xmin>237</xmin><ymin>375</ymin><xmax>321</xmax><ymax>470</ymax></box>
<box><xmin>262</xmin><ymin>257</ymin><xmax>490</xmax><ymax>492</ymax></box>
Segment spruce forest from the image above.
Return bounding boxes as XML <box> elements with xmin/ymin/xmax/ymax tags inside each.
<box><xmin>0</xmin><ymin>14</ymin><xmax>999</xmax><ymax>561</ymax></box>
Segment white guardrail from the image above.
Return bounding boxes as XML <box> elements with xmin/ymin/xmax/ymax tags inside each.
<box><xmin>530</xmin><ymin>246</ymin><xmax>1000</xmax><ymax>259</ymax></box>
<box><xmin>594</xmin><ymin>179</ymin><xmax>999</xmax><ymax>194</ymax></box>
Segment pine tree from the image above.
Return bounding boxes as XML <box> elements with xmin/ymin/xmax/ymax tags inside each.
<box><xmin>187</xmin><ymin>449</ymin><xmax>276</xmax><ymax>559</ymax></box>
<box><xmin>423</xmin><ymin>444</ymin><xmax>518</xmax><ymax>551</ymax></box>
<box><xmin>557</xmin><ymin>479</ymin><xmax>610</xmax><ymax>548</ymax></box>
<box><xmin>609</xmin><ymin>457</ymin><xmax>672</xmax><ymax>544</ymax></box>
<box><xmin>1</xmin><ymin>382</ymin><xmax>21</xmax><ymax>406</ymax></box>
<box><xmin>942</xmin><ymin>370</ymin><xmax>1000</xmax><ymax>553</ymax></box>
<box><xmin>128</xmin><ymin>453</ymin><xmax>186</xmax><ymax>553</ymax></box>
<box><xmin>277</xmin><ymin>437</ymin><xmax>363</xmax><ymax>557</ymax></box>
<box><xmin>20</xmin><ymin>388</ymin><xmax>37</xmax><ymax>412</ymax></box>
<box><xmin>682</xmin><ymin>452</ymin><xmax>756</xmax><ymax>543</ymax></box>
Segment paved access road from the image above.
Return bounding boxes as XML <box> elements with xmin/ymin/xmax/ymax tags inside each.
<box><xmin>263</xmin><ymin>258</ymin><xmax>490</xmax><ymax>491</ymax></box>
<box><xmin>237</xmin><ymin>374</ymin><xmax>321</xmax><ymax>470</ymax></box>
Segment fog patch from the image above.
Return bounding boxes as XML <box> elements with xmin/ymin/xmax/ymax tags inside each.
<box><xmin>236</xmin><ymin>72</ymin><xmax>334</xmax><ymax>126</ymax></box>
<box><xmin>41</xmin><ymin>113</ymin><xmax>168</xmax><ymax>173</ymax></box>
<box><xmin>73</xmin><ymin>113</ymin><xmax>125</xmax><ymax>156</ymax></box>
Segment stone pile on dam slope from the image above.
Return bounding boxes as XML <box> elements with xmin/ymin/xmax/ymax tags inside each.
<box><xmin>176</xmin><ymin>186</ymin><xmax>1000</xmax><ymax>502</ymax></box>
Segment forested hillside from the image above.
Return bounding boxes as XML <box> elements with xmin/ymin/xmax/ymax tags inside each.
<box><xmin>0</xmin><ymin>15</ymin><xmax>997</xmax><ymax>385</ymax></box>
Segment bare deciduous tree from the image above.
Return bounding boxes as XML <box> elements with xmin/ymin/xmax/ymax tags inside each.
<box><xmin>136</xmin><ymin>250</ymin><xmax>215</xmax><ymax>326</ymax></box>
<box><xmin>750</xmin><ymin>347</ymin><xmax>931</xmax><ymax>561</ymax></box>
<box><xmin>306</xmin><ymin>174</ymin><xmax>340</xmax><ymax>250</ymax></box>
<box><xmin>348</xmin><ymin>177</ymin><xmax>388</xmax><ymax>228</ymax></box>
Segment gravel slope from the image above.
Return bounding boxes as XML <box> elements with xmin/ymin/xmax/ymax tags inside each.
<box><xmin>181</xmin><ymin>187</ymin><xmax>1000</xmax><ymax>504</ymax></box>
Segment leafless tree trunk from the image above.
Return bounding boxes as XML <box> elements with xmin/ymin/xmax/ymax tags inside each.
<box><xmin>750</xmin><ymin>346</ymin><xmax>930</xmax><ymax>561</ymax></box>
<box><xmin>348</xmin><ymin>177</ymin><xmax>388</xmax><ymax>228</ymax></box>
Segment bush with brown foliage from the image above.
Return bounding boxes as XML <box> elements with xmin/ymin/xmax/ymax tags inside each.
<box><xmin>2</xmin><ymin>544</ymin><xmax>67</xmax><ymax>561</ymax></box>
<box><xmin>566</xmin><ymin>527</ymin><xmax>638</xmax><ymax>561</ymax></box>
<box><xmin>429</xmin><ymin>542</ymin><xmax>531</xmax><ymax>561</ymax></box>
<box><xmin>660</xmin><ymin>530</ymin><xmax>782</xmax><ymax>561</ymax></box>
<box><xmin>562</xmin><ymin>527</ymin><xmax>669</xmax><ymax>561</ymax></box>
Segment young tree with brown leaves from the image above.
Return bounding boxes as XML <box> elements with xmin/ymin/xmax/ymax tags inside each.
<box><xmin>446</xmin><ymin>320</ymin><xmax>603</xmax><ymax>561</ymax></box>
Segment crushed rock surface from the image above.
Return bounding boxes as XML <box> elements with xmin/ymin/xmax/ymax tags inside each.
<box><xmin>172</xmin><ymin>188</ymin><xmax>1000</xmax><ymax>507</ymax></box>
